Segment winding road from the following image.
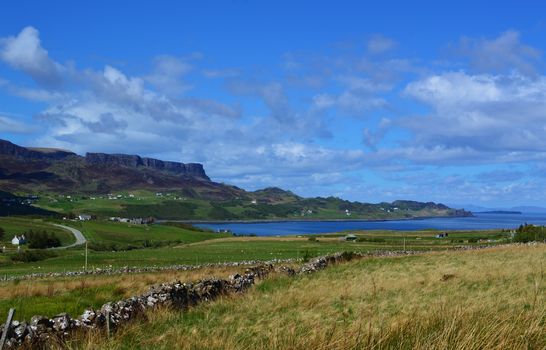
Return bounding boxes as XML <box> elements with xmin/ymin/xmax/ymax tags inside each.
<box><xmin>52</xmin><ymin>224</ymin><xmax>87</xmax><ymax>249</ymax></box>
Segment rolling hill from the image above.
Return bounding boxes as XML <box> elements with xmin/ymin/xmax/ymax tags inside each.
<box><xmin>0</xmin><ymin>139</ymin><xmax>471</xmax><ymax>220</ymax></box>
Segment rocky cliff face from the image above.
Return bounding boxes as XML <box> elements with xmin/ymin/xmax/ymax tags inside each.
<box><xmin>84</xmin><ymin>153</ymin><xmax>209</xmax><ymax>180</ymax></box>
<box><xmin>0</xmin><ymin>139</ymin><xmax>75</xmax><ymax>160</ymax></box>
<box><xmin>0</xmin><ymin>139</ymin><xmax>216</xmax><ymax>194</ymax></box>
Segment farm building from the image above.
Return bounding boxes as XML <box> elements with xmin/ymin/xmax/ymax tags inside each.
<box><xmin>11</xmin><ymin>235</ymin><xmax>27</xmax><ymax>245</ymax></box>
<box><xmin>78</xmin><ymin>214</ymin><xmax>92</xmax><ymax>221</ymax></box>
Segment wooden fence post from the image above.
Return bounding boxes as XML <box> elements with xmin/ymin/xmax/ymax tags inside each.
<box><xmin>105</xmin><ymin>310</ymin><xmax>111</xmax><ymax>337</ymax></box>
<box><xmin>0</xmin><ymin>308</ymin><xmax>15</xmax><ymax>350</ymax></box>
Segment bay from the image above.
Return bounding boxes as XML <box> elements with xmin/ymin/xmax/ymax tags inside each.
<box><xmin>195</xmin><ymin>212</ymin><xmax>546</xmax><ymax>236</ymax></box>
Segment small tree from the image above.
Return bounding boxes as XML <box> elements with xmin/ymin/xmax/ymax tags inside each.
<box><xmin>0</xmin><ymin>227</ymin><xmax>4</xmax><ymax>240</ymax></box>
<box><xmin>26</xmin><ymin>230</ymin><xmax>61</xmax><ymax>249</ymax></box>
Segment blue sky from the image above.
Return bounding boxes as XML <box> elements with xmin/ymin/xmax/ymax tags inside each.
<box><xmin>1</xmin><ymin>1</ymin><xmax>546</xmax><ymax>207</ymax></box>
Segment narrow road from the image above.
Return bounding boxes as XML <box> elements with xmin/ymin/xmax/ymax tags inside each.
<box><xmin>52</xmin><ymin>224</ymin><xmax>87</xmax><ymax>249</ymax></box>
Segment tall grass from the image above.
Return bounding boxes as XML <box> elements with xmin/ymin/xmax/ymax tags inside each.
<box><xmin>0</xmin><ymin>266</ymin><xmax>247</xmax><ymax>320</ymax></box>
<box><xmin>70</xmin><ymin>244</ymin><xmax>545</xmax><ymax>350</ymax></box>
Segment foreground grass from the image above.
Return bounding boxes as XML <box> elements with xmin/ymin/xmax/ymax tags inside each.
<box><xmin>0</xmin><ymin>266</ymin><xmax>248</xmax><ymax>320</ymax></box>
<box><xmin>75</xmin><ymin>244</ymin><xmax>545</xmax><ymax>350</ymax></box>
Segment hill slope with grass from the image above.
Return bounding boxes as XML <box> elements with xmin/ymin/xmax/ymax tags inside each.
<box><xmin>80</xmin><ymin>244</ymin><xmax>545</xmax><ymax>350</ymax></box>
<box><xmin>0</xmin><ymin>138</ymin><xmax>471</xmax><ymax>220</ymax></box>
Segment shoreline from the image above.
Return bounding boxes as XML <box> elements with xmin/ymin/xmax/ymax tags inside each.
<box><xmin>160</xmin><ymin>214</ymin><xmax>475</xmax><ymax>225</ymax></box>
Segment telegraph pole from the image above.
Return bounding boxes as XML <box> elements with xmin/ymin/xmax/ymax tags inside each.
<box><xmin>85</xmin><ymin>241</ymin><xmax>88</xmax><ymax>270</ymax></box>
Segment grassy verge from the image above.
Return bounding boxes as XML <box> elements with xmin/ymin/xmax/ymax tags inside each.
<box><xmin>76</xmin><ymin>244</ymin><xmax>545</xmax><ymax>350</ymax></box>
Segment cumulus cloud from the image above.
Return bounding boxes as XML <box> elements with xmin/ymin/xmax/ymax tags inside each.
<box><xmin>362</xmin><ymin>118</ymin><xmax>391</xmax><ymax>150</ymax></box>
<box><xmin>402</xmin><ymin>72</ymin><xmax>546</xmax><ymax>160</ymax></box>
<box><xmin>312</xmin><ymin>76</ymin><xmax>391</xmax><ymax>114</ymax></box>
<box><xmin>0</xmin><ymin>78</ymin><xmax>65</xmax><ymax>102</ymax></box>
<box><xmin>455</xmin><ymin>30</ymin><xmax>541</xmax><ymax>75</ymax></box>
<box><xmin>145</xmin><ymin>55</ymin><xmax>193</xmax><ymax>95</ymax></box>
<box><xmin>0</xmin><ymin>26</ymin><xmax>64</xmax><ymax>87</ymax></box>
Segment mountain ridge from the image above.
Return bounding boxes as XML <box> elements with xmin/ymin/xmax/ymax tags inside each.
<box><xmin>0</xmin><ymin>139</ymin><xmax>472</xmax><ymax>219</ymax></box>
<box><xmin>0</xmin><ymin>139</ymin><xmax>223</xmax><ymax>196</ymax></box>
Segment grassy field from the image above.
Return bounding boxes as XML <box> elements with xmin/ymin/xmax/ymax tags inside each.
<box><xmin>0</xmin><ymin>217</ymin><xmax>519</xmax><ymax>329</ymax></box>
<box><xmin>0</xmin><ymin>217</ymin><xmax>75</xmax><ymax>251</ymax></box>
<box><xmin>0</xmin><ymin>228</ymin><xmax>513</xmax><ymax>320</ymax></box>
<box><xmin>75</xmin><ymin>244</ymin><xmax>546</xmax><ymax>350</ymax></box>
<box><xmin>71</xmin><ymin>221</ymin><xmax>230</xmax><ymax>245</ymax></box>
<box><xmin>0</xmin><ymin>227</ymin><xmax>509</xmax><ymax>276</ymax></box>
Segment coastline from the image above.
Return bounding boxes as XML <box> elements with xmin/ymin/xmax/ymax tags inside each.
<box><xmin>159</xmin><ymin>214</ymin><xmax>475</xmax><ymax>225</ymax></box>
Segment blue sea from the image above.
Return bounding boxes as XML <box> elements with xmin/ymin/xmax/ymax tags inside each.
<box><xmin>195</xmin><ymin>212</ymin><xmax>546</xmax><ymax>236</ymax></box>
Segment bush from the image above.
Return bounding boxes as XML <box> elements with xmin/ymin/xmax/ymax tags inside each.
<box><xmin>11</xmin><ymin>249</ymin><xmax>57</xmax><ymax>263</ymax></box>
<box><xmin>0</xmin><ymin>227</ymin><xmax>4</xmax><ymax>240</ymax></box>
<box><xmin>514</xmin><ymin>224</ymin><xmax>546</xmax><ymax>243</ymax></box>
<box><xmin>308</xmin><ymin>236</ymin><xmax>318</xmax><ymax>242</ymax></box>
<box><xmin>25</xmin><ymin>230</ymin><xmax>61</xmax><ymax>248</ymax></box>
<box><xmin>301</xmin><ymin>249</ymin><xmax>316</xmax><ymax>262</ymax></box>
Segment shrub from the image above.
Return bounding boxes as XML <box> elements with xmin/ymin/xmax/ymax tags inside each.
<box><xmin>308</xmin><ymin>236</ymin><xmax>318</xmax><ymax>242</ymax></box>
<box><xmin>11</xmin><ymin>249</ymin><xmax>57</xmax><ymax>263</ymax></box>
<box><xmin>0</xmin><ymin>227</ymin><xmax>4</xmax><ymax>240</ymax></box>
<box><xmin>301</xmin><ymin>249</ymin><xmax>315</xmax><ymax>262</ymax></box>
<box><xmin>25</xmin><ymin>230</ymin><xmax>61</xmax><ymax>248</ymax></box>
<box><xmin>514</xmin><ymin>224</ymin><xmax>546</xmax><ymax>243</ymax></box>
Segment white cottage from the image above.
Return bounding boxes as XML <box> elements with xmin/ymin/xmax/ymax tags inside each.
<box><xmin>11</xmin><ymin>235</ymin><xmax>26</xmax><ymax>245</ymax></box>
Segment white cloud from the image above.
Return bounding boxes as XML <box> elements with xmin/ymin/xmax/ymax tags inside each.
<box><xmin>0</xmin><ymin>26</ymin><xmax>64</xmax><ymax>87</ymax></box>
<box><xmin>367</xmin><ymin>34</ymin><xmax>396</xmax><ymax>54</ymax></box>
<box><xmin>399</xmin><ymin>71</ymin><xmax>546</xmax><ymax>162</ymax></box>
<box><xmin>145</xmin><ymin>55</ymin><xmax>193</xmax><ymax>95</ymax></box>
<box><xmin>0</xmin><ymin>114</ymin><xmax>36</xmax><ymax>133</ymax></box>
<box><xmin>455</xmin><ymin>30</ymin><xmax>541</xmax><ymax>75</ymax></box>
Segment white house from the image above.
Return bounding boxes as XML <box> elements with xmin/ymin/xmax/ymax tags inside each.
<box><xmin>78</xmin><ymin>214</ymin><xmax>92</xmax><ymax>221</ymax></box>
<box><xmin>11</xmin><ymin>235</ymin><xmax>27</xmax><ymax>246</ymax></box>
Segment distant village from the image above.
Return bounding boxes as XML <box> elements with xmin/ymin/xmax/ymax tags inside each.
<box><xmin>63</xmin><ymin>213</ymin><xmax>155</xmax><ymax>225</ymax></box>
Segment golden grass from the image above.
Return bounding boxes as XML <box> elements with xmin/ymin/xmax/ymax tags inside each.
<box><xmin>0</xmin><ymin>266</ymin><xmax>246</xmax><ymax>300</ymax></box>
<box><xmin>73</xmin><ymin>244</ymin><xmax>545</xmax><ymax>350</ymax></box>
